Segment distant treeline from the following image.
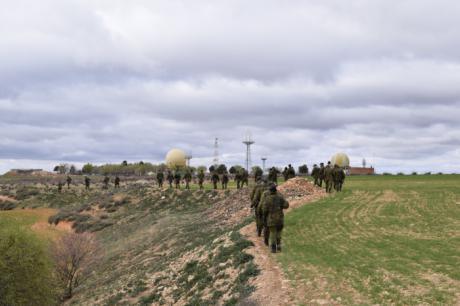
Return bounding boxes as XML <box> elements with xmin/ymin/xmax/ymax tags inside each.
<box><xmin>54</xmin><ymin>161</ymin><xmax>311</xmax><ymax>177</ymax></box>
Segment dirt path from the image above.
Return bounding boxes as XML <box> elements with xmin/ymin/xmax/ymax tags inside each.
<box><xmin>240</xmin><ymin>186</ymin><xmax>327</xmax><ymax>306</ymax></box>
<box><xmin>240</xmin><ymin>221</ymin><xmax>294</xmax><ymax>306</ymax></box>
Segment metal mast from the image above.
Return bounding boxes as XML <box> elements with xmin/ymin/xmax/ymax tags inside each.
<box><xmin>185</xmin><ymin>152</ymin><xmax>193</xmax><ymax>167</ymax></box>
<box><xmin>243</xmin><ymin>133</ymin><xmax>255</xmax><ymax>172</ymax></box>
<box><xmin>261</xmin><ymin>157</ymin><xmax>267</xmax><ymax>173</ymax></box>
<box><xmin>213</xmin><ymin>138</ymin><xmax>219</xmax><ymax>166</ymax></box>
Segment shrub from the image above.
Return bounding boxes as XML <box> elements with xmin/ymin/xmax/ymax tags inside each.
<box><xmin>0</xmin><ymin>225</ymin><xmax>58</xmax><ymax>305</ymax></box>
<box><xmin>50</xmin><ymin>232</ymin><xmax>100</xmax><ymax>299</ymax></box>
<box><xmin>0</xmin><ymin>201</ymin><xmax>17</xmax><ymax>210</ymax></box>
<box><xmin>15</xmin><ymin>186</ymin><xmax>40</xmax><ymax>200</ymax></box>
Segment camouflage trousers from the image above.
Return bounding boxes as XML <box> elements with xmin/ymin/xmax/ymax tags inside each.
<box><xmin>255</xmin><ymin>209</ymin><xmax>263</xmax><ymax>236</ymax></box>
<box><xmin>268</xmin><ymin>224</ymin><xmax>283</xmax><ymax>247</ymax></box>
<box><xmin>314</xmin><ymin>176</ymin><xmax>320</xmax><ymax>186</ymax></box>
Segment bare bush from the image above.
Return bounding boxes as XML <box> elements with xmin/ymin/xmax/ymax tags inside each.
<box><xmin>50</xmin><ymin>232</ymin><xmax>100</xmax><ymax>299</ymax></box>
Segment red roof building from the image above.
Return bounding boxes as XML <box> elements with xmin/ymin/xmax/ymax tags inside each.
<box><xmin>349</xmin><ymin>167</ymin><xmax>375</xmax><ymax>175</ymax></box>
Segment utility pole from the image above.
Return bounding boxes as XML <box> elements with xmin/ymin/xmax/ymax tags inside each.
<box><xmin>261</xmin><ymin>157</ymin><xmax>267</xmax><ymax>173</ymax></box>
<box><xmin>213</xmin><ymin>138</ymin><xmax>219</xmax><ymax>166</ymax></box>
<box><xmin>243</xmin><ymin>133</ymin><xmax>255</xmax><ymax>172</ymax></box>
<box><xmin>185</xmin><ymin>152</ymin><xmax>193</xmax><ymax>167</ymax></box>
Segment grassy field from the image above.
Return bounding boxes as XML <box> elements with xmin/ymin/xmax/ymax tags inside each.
<box><xmin>278</xmin><ymin>175</ymin><xmax>460</xmax><ymax>305</ymax></box>
<box><xmin>0</xmin><ymin>208</ymin><xmax>62</xmax><ymax>242</ymax></box>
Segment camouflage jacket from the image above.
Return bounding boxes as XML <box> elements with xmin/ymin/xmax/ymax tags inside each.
<box><xmin>262</xmin><ymin>192</ymin><xmax>289</xmax><ymax>226</ymax></box>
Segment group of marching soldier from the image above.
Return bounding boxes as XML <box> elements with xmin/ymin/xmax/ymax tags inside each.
<box><xmin>155</xmin><ymin>168</ymin><xmax>250</xmax><ymax>190</ymax></box>
<box><xmin>57</xmin><ymin>161</ymin><xmax>345</xmax><ymax>195</ymax></box>
<box><xmin>56</xmin><ymin>175</ymin><xmax>120</xmax><ymax>192</ymax></box>
<box><xmin>311</xmin><ymin>161</ymin><xmax>346</xmax><ymax>193</ymax></box>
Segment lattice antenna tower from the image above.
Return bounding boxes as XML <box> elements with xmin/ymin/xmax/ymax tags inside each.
<box><xmin>213</xmin><ymin>138</ymin><xmax>219</xmax><ymax>166</ymax></box>
<box><xmin>243</xmin><ymin>132</ymin><xmax>255</xmax><ymax>172</ymax></box>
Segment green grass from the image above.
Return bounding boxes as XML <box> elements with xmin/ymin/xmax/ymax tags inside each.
<box><xmin>278</xmin><ymin>175</ymin><xmax>460</xmax><ymax>305</ymax></box>
<box><xmin>0</xmin><ymin>208</ymin><xmax>63</xmax><ymax>242</ymax></box>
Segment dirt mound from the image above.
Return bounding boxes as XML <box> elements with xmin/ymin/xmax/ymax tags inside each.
<box><xmin>278</xmin><ymin>177</ymin><xmax>324</xmax><ymax>199</ymax></box>
<box><xmin>206</xmin><ymin>189</ymin><xmax>252</xmax><ymax>227</ymax></box>
<box><xmin>207</xmin><ymin>179</ymin><xmax>325</xmax><ymax>227</ymax></box>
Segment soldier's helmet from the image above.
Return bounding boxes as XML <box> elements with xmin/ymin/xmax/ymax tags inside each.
<box><xmin>269</xmin><ymin>183</ymin><xmax>277</xmax><ymax>192</ymax></box>
<box><xmin>320</xmin><ymin>163</ymin><xmax>324</xmax><ymax>166</ymax></box>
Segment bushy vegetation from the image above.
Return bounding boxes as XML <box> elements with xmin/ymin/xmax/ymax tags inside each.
<box><xmin>0</xmin><ymin>221</ymin><xmax>58</xmax><ymax>306</ymax></box>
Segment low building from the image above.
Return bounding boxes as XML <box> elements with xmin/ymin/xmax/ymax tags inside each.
<box><xmin>349</xmin><ymin>167</ymin><xmax>375</xmax><ymax>175</ymax></box>
<box><xmin>6</xmin><ymin>169</ymin><xmax>54</xmax><ymax>176</ymax></box>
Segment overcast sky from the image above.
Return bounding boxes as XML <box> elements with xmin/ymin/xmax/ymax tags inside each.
<box><xmin>1</xmin><ymin>0</ymin><xmax>460</xmax><ymax>174</ymax></box>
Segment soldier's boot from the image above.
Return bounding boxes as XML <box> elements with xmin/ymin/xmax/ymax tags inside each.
<box><xmin>271</xmin><ymin>244</ymin><xmax>277</xmax><ymax>253</ymax></box>
<box><xmin>264</xmin><ymin>234</ymin><xmax>269</xmax><ymax>246</ymax></box>
<box><xmin>277</xmin><ymin>238</ymin><xmax>282</xmax><ymax>252</ymax></box>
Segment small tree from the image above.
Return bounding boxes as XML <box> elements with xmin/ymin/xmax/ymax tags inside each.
<box><xmin>58</xmin><ymin>163</ymin><xmax>70</xmax><ymax>174</ymax></box>
<box><xmin>362</xmin><ymin>158</ymin><xmax>367</xmax><ymax>168</ymax></box>
<box><xmin>50</xmin><ymin>232</ymin><xmax>100</xmax><ymax>300</ymax></box>
<box><xmin>82</xmin><ymin>163</ymin><xmax>94</xmax><ymax>174</ymax></box>
<box><xmin>121</xmin><ymin>160</ymin><xmax>128</xmax><ymax>166</ymax></box>
<box><xmin>69</xmin><ymin>165</ymin><xmax>77</xmax><ymax>175</ymax></box>
<box><xmin>298</xmin><ymin>164</ymin><xmax>309</xmax><ymax>175</ymax></box>
<box><xmin>216</xmin><ymin>164</ymin><xmax>227</xmax><ymax>174</ymax></box>
<box><xmin>229</xmin><ymin>165</ymin><xmax>243</xmax><ymax>174</ymax></box>
<box><xmin>53</xmin><ymin>165</ymin><xmax>60</xmax><ymax>172</ymax></box>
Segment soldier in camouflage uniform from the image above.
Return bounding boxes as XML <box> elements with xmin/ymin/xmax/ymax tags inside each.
<box><xmin>57</xmin><ymin>181</ymin><xmax>63</xmax><ymax>193</ymax></box>
<box><xmin>333</xmin><ymin>164</ymin><xmax>345</xmax><ymax>192</ymax></box>
<box><xmin>197</xmin><ymin>170</ymin><xmax>205</xmax><ymax>190</ymax></box>
<box><xmin>103</xmin><ymin>176</ymin><xmax>110</xmax><ymax>189</ymax></box>
<box><xmin>66</xmin><ymin>175</ymin><xmax>72</xmax><ymax>189</ymax></box>
<box><xmin>324</xmin><ymin>162</ymin><xmax>334</xmax><ymax>193</ymax></box>
<box><xmin>184</xmin><ymin>171</ymin><xmax>192</xmax><ymax>190</ymax></box>
<box><xmin>235</xmin><ymin>170</ymin><xmax>242</xmax><ymax>189</ymax></box>
<box><xmin>211</xmin><ymin>172</ymin><xmax>220</xmax><ymax>189</ymax></box>
<box><xmin>282</xmin><ymin>167</ymin><xmax>288</xmax><ymax>181</ymax></box>
<box><xmin>268</xmin><ymin>167</ymin><xmax>278</xmax><ymax>184</ymax></box>
<box><xmin>262</xmin><ymin>183</ymin><xmax>289</xmax><ymax>253</ymax></box>
<box><xmin>114</xmin><ymin>176</ymin><xmax>120</xmax><ymax>188</ymax></box>
<box><xmin>156</xmin><ymin>171</ymin><xmax>164</xmax><ymax>188</ymax></box>
<box><xmin>241</xmin><ymin>169</ymin><xmax>249</xmax><ymax>188</ymax></box>
<box><xmin>311</xmin><ymin>164</ymin><xmax>320</xmax><ymax>186</ymax></box>
<box><xmin>319</xmin><ymin>163</ymin><xmax>325</xmax><ymax>187</ymax></box>
<box><xmin>167</xmin><ymin>171</ymin><xmax>174</xmax><ymax>188</ymax></box>
<box><xmin>222</xmin><ymin>173</ymin><xmax>229</xmax><ymax>190</ymax></box>
<box><xmin>84</xmin><ymin>176</ymin><xmax>91</xmax><ymax>190</ymax></box>
<box><xmin>287</xmin><ymin>164</ymin><xmax>296</xmax><ymax>179</ymax></box>
<box><xmin>250</xmin><ymin>179</ymin><xmax>269</xmax><ymax>237</ymax></box>
<box><xmin>174</xmin><ymin>171</ymin><xmax>181</xmax><ymax>189</ymax></box>
<box><xmin>198</xmin><ymin>170</ymin><xmax>205</xmax><ymax>189</ymax></box>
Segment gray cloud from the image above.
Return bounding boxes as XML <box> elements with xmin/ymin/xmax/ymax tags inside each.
<box><xmin>0</xmin><ymin>0</ymin><xmax>459</xmax><ymax>174</ymax></box>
